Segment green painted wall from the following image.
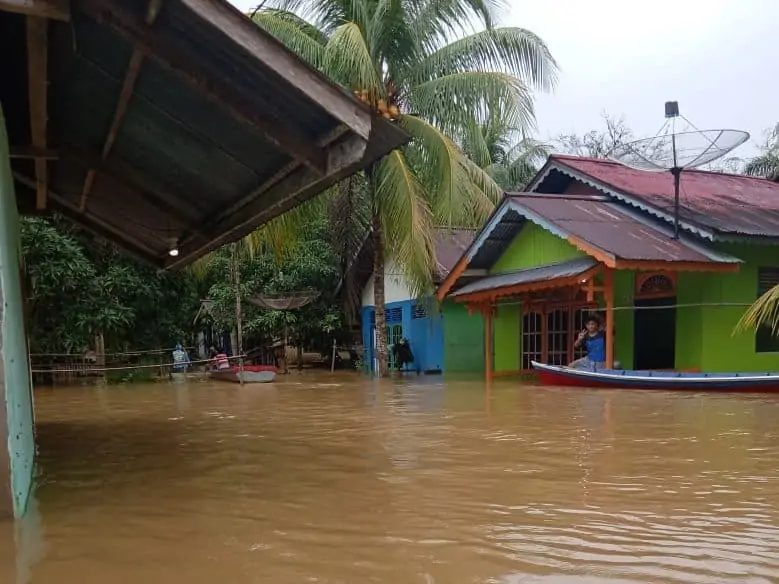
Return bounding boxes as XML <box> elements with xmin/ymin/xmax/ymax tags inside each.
<box><xmin>489</xmin><ymin>224</ymin><xmax>588</xmax><ymax>374</ymax></box>
<box><xmin>442</xmin><ymin>300</ymin><xmax>484</xmax><ymax>374</ymax></box>
<box><xmin>0</xmin><ymin>103</ymin><xmax>35</xmax><ymax>518</ymax></box>
<box><xmin>490</xmin><ymin>223</ymin><xmax>585</xmax><ymax>273</ymax></box>
<box><xmin>677</xmin><ymin>244</ymin><xmax>779</xmax><ymax>372</ymax></box>
<box><xmin>613</xmin><ymin>270</ymin><xmax>635</xmax><ymax>369</ymax></box>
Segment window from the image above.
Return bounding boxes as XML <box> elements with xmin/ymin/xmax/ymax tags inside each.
<box><xmin>386</xmin><ymin>306</ymin><xmax>403</xmax><ymax>323</ymax></box>
<box><xmin>412</xmin><ymin>304</ymin><xmax>427</xmax><ymax>319</ymax></box>
<box><xmin>547</xmin><ymin>309</ymin><xmax>569</xmax><ymax>366</ymax></box>
<box><xmin>522</xmin><ymin>312</ymin><xmax>543</xmax><ymax>369</ymax></box>
<box><xmin>756</xmin><ymin>268</ymin><xmax>779</xmax><ymax>353</ymax></box>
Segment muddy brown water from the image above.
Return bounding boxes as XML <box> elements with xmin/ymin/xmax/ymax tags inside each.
<box><xmin>3</xmin><ymin>374</ymin><xmax>779</xmax><ymax>583</ymax></box>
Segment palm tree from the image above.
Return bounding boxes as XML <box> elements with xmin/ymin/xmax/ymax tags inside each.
<box><xmin>461</xmin><ymin>100</ymin><xmax>550</xmax><ymax>191</ymax></box>
<box><xmin>252</xmin><ymin>0</ymin><xmax>557</xmax><ymax>375</ymax></box>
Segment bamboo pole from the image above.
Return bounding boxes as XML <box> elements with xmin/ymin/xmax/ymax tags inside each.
<box><xmin>232</xmin><ymin>244</ymin><xmax>244</xmax><ymax>386</ymax></box>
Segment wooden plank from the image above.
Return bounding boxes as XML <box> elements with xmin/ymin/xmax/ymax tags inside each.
<box><xmin>178</xmin><ymin>0</ymin><xmax>371</xmax><ymax>140</ymax></box>
<box><xmin>80</xmin><ymin>0</ymin><xmax>162</xmax><ymax>212</ymax></box>
<box><xmin>9</xmin><ymin>146</ymin><xmax>57</xmax><ymax>159</ymax></box>
<box><xmin>63</xmin><ymin>145</ymin><xmax>204</xmax><ymax>229</ymax></box>
<box><xmin>166</xmin><ymin>132</ymin><xmax>368</xmax><ymax>269</ymax></box>
<box><xmin>26</xmin><ymin>16</ymin><xmax>48</xmax><ymax>210</ymax></box>
<box><xmin>0</xmin><ymin>0</ymin><xmax>68</xmax><ymax>21</ymax></box>
<box><xmin>13</xmin><ymin>172</ymin><xmax>162</xmax><ymax>262</ymax></box>
<box><xmin>76</xmin><ymin>0</ymin><xmax>331</xmax><ymax>174</ymax></box>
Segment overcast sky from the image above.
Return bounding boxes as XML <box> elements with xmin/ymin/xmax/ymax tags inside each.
<box><xmin>229</xmin><ymin>0</ymin><xmax>776</xmax><ymax>157</ymax></box>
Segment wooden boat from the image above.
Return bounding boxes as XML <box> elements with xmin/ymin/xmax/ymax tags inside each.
<box><xmin>531</xmin><ymin>361</ymin><xmax>779</xmax><ymax>391</ymax></box>
<box><xmin>209</xmin><ymin>365</ymin><xmax>277</xmax><ymax>384</ymax></box>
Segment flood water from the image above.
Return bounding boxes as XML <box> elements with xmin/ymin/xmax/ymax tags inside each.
<box><xmin>5</xmin><ymin>374</ymin><xmax>779</xmax><ymax>583</ymax></box>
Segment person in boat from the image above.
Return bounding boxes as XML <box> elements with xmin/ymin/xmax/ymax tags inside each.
<box><xmin>213</xmin><ymin>347</ymin><xmax>231</xmax><ymax>371</ymax></box>
<box><xmin>172</xmin><ymin>343</ymin><xmax>190</xmax><ymax>373</ymax></box>
<box><xmin>570</xmin><ymin>314</ymin><xmax>607</xmax><ymax>369</ymax></box>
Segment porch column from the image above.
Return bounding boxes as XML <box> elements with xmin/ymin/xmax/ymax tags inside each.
<box><xmin>0</xmin><ymin>103</ymin><xmax>36</xmax><ymax>519</ymax></box>
<box><xmin>604</xmin><ymin>268</ymin><xmax>615</xmax><ymax>368</ymax></box>
<box><xmin>484</xmin><ymin>303</ymin><xmax>494</xmax><ymax>381</ymax></box>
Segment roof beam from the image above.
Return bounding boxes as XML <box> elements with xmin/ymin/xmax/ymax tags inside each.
<box><xmin>79</xmin><ymin>0</ymin><xmax>163</xmax><ymax>212</ymax></box>
<box><xmin>26</xmin><ymin>16</ymin><xmax>48</xmax><ymax>210</ymax></box>
<box><xmin>0</xmin><ymin>0</ymin><xmax>68</xmax><ymax>20</ymax></box>
<box><xmin>76</xmin><ymin>0</ymin><xmax>332</xmax><ymax>174</ymax></box>
<box><xmin>166</xmin><ymin>131</ymin><xmax>368</xmax><ymax>269</ymax></box>
<box><xmin>9</xmin><ymin>146</ymin><xmax>57</xmax><ymax>159</ymax></box>
<box><xmin>13</xmin><ymin>173</ymin><xmax>160</xmax><ymax>263</ymax></box>
<box><xmin>63</xmin><ymin>145</ymin><xmax>204</xmax><ymax>231</ymax></box>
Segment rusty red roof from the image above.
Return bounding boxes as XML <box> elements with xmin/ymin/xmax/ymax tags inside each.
<box><xmin>433</xmin><ymin>228</ymin><xmax>475</xmax><ymax>278</ymax></box>
<box><xmin>507</xmin><ymin>194</ymin><xmax>740</xmax><ymax>264</ymax></box>
<box><xmin>548</xmin><ymin>155</ymin><xmax>779</xmax><ymax>238</ymax></box>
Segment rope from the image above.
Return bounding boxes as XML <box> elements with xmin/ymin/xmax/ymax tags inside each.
<box><xmin>30</xmin><ymin>354</ymin><xmax>249</xmax><ymax>375</ymax></box>
<box><xmin>30</xmin><ymin>346</ymin><xmax>197</xmax><ymax>358</ymax></box>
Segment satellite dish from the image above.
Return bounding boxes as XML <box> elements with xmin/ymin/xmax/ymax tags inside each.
<box><xmin>608</xmin><ymin>102</ymin><xmax>749</xmax><ymax>239</ymax></box>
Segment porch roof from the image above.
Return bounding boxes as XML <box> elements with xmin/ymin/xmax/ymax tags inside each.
<box><xmin>1</xmin><ymin>0</ymin><xmax>408</xmax><ymax>268</ymax></box>
<box><xmin>437</xmin><ymin>193</ymin><xmax>742</xmax><ymax>300</ymax></box>
<box><xmin>451</xmin><ymin>257</ymin><xmax>599</xmax><ymax>302</ymax></box>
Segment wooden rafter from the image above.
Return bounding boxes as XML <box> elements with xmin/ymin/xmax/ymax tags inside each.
<box><xmin>13</xmin><ymin>173</ymin><xmax>160</xmax><ymax>262</ymax></box>
<box><xmin>77</xmin><ymin>0</ymin><xmax>343</xmax><ymax>174</ymax></box>
<box><xmin>26</xmin><ymin>16</ymin><xmax>48</xmax><ymax>210</ymax></box>
<box><xmin>9</xmin><ymin>146</ymin><xmax>57</xmax><ymax>159</ymax></box>
<box><xmin>79</xmin><ymin>0</ymin><xmax>163</xmax><ymax>212</ymax></box>
<box><xmin>0</xmin><ymin>0</ymin><xmax>68</xmax><ymax>20</ymax></box>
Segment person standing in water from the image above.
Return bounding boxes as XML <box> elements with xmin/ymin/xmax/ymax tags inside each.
<box><xmin>172</xmin><ymin>343</ymin><xmax>191</xmax><ymax>373</ymax></box>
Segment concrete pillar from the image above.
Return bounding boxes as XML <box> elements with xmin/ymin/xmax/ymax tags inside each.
<box><xmin>0</xmin><ymin>103</ymin><xmax>36</xmax><ymax>519</ymax></box>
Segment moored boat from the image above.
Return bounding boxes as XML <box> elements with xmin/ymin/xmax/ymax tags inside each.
<box><xmin>209</xmin><ymin>365</ymin><xmax>277</xmax><ymax>384</ymax></box>
<box><xmin>531</xmin><ymin>361</ymin><xmax>779</xmax><ymax>392</ymax></box>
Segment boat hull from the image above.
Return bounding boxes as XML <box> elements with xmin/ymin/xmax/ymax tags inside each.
<box><xmin>531</xmin><ymin>361</ymin><xmax>779</xmax><ymax>391</ymax></box>
<box><xmin>209</xmin><ymin>366</ymin><xmax>277</xmax><ymax>384</ymax></box>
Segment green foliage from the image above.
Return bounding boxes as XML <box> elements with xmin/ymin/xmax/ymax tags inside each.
<box><xmin>745</xmin><ymin>123</ymin><xmax>779</xmax><ymax>180</ymax></box>
<box><xmin>21</xmin><ymin>217</ymin><xmax>201</xmax><ymax>355</ymax></box>
<box><xmin>198</xmin><ymin>212</ymin><xmax>346</xmax><ymax>351</ymax></box>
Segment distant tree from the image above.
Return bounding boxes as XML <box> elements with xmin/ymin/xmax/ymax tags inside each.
<box><xmin>554</xmin><ymin>114</ymin><xmax>633</xmax><ymax>158</ymax></box>
<box><xmin>745</xmin><ymin>123</ymin><xmax>779</xmax><ymax>180</ymax></box>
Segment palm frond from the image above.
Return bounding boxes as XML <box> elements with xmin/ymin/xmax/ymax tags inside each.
<box><xmin>401</xmin><ymin>114</ymin><xmax>499</xmax><ymax>227</ymax></box>
<box><xmin>252</xmin><ymin>10</ymin><xmax>327</xmax><ymax>68</ymax></box>
<box><xmin>324</xmin><ymin>21</ymin><xmax>383</xmax><ymax>91</ymax></box>
<box><xmin>735</xmin><ymin>285</ymin><xmax>779</xmax><ymax>335</ymax></box>
<box><xmin>374</xmin><ymin>150</ymin><xmax>437</xmax><ymax>297</ymax></box>
<box><xmin>744</xmin><ymin>154</ymin><xmax>779</xmax><ymax>179</ymax></box>
<box><xmin>411</xmin><ymin>27</ymin><xmax>558</xmax><ymax>92</ymax></box>
<box><xmin>409</xmin><ymin>70</ymin><xmax>536</xmax><ymax>135</ymax></box>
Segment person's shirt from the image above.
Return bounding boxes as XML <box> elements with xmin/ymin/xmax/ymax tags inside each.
<box><xmin>172</xmin><ymin>348</ymin><xmax>190</xmax><ymax>372</ymax></box>
<box><xmin>584</xmin><ymin>331</ymin><xmax>606</xmax><ymax>363</ymax></box>
<box><xmin>215</xmin><ymin>353</ymin><xmax>231</xmax><ymax>370</ymax></box>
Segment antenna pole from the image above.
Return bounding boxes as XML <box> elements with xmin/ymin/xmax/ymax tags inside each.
<box><xmin>672</xmin><ymin>168</ymin><xmax>682</xmax><ymax>240</ymax></box>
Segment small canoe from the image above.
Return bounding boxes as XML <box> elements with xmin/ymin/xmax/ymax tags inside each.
<box><xmin>531</xmin><ymin>361</ymin><xmax>779</xmax><ymax>391</ymax></box>
<box><xmin>209</xmin><ymin>366</ymin><xmax>277</xmax><ymax>384</ymax></box>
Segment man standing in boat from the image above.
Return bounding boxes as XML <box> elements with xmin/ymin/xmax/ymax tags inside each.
<box><xmin>570</xmin><ymin>314</ymin><xmax>607</xmax><ymax>369</ymax></box>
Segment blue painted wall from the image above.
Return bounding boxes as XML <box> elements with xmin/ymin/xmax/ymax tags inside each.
<box><xmin>0</xmin><ymin>103</ymin><xmax>35</xmax><ymax>518</ymax></box>
<box><xmin>361</xmin><ymin>297</ymin><xmax>444</xmax><ymax>374</ymax></box>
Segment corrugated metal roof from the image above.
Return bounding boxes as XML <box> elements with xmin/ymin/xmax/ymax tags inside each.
<box><xmin>551</xmin><ymin>155</ymin><xmax>779</xmax><ymax>238</ymax></box>
<box><xmin>4</xmin><ymin>1</ymin><xmax>409</xmax><ymax>267</ymax></box>
<box><xmin>452</xmin><ymin>257</ymin><xmax>598</xmax><ymax>297</ymax></box>
<box><xmin>433</xmin><ymin>228</ymin><xmax>475</xmax><ymax>278</ymax></box>
<box><xmin>508</xmin><ymin>194</ymin><xmax>738</xmax><ymax>263</ymax></box>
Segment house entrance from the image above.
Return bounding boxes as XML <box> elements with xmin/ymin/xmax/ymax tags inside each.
<box><xmin>633</xmin><ymin>273</ymin><xmax>676</xmax><ymax>370</ymax></box>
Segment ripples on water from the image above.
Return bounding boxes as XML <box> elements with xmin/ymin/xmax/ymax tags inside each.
<box><xmin>4</xmin><ymin>376</ymin><xmax>779</xmax><ymax>583</ymax></box>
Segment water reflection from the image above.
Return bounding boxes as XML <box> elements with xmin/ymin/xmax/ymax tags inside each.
<box><xmin>6</xmin><ymin>376</ymin><xmax>779</xmax><ymax>583</ymax></box>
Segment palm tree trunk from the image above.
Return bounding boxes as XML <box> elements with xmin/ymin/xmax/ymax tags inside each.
<box><xmin>371</xmin><ymin>210</ymin><xmax>389</xmax><ymax>377</ymax></box>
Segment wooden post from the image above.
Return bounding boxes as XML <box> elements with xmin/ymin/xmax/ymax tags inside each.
<box><xmin>232</xmin><ymin>245</ymin><xmax>244</xmax><ymax>386</ymax></box>
<box><xmin>604</xmin><ymin>268</ymin><xmax>615</xmax><ymax>369</ymax></box>
<box><xmin>484</xmin><ymin>303</ymin><xmax>494</xmax><ymax>381</ymax></box>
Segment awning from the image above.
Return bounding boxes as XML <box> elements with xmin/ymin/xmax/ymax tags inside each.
<box><xmin>451</xmin><ymin>257</ymin><xmax>600</xmax><ymax>302</ymax></box>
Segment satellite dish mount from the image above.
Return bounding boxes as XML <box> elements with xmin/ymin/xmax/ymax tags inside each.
<box><xmin>609</xmin><ymin>102</ymin><xmax>749</xmax><ymax>239</ymax></box>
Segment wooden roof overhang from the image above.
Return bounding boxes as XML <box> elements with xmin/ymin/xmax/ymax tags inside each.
<box><xmin>453</xmin><ymin>266</ymin><xmax>604</xmax><ymax>306</ymax></box>
<box><xmin>1</xmin><ymin>0</ymin><xmax>409</xmax><ymax>268</ymax></box>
